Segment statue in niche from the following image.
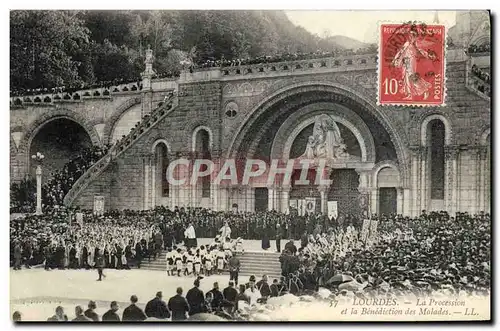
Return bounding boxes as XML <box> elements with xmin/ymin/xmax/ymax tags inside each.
<box><xmin>300</xmin><ymin>114</ymin><xmax>350</xmax><ymax>161</ymax></box>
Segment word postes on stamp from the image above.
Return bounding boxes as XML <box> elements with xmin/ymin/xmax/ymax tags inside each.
<box><xmin>378</xmin><ymin>22</ymin><xmax>446</xmax><ymax>106</ymax></box>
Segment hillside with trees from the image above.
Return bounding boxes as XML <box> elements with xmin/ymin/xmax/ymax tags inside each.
<box><xmin>11</xmin><ymin>10</ymin><xmax>371</xmax><ymax>92</ymax></box>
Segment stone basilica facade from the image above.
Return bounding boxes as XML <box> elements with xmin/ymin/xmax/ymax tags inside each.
<box><xmin>10</xmin><ymin>11</ymin><xmax>491</xmax><ymax>218</ymax></box>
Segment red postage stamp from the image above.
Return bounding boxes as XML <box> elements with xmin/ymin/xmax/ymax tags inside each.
<box><xmin>378</xmin><ymin>22</ymin><xmax>446</xmax><ymax>106</ymax></box>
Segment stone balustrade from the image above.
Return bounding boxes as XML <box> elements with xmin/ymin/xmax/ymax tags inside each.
<box><xmin>10</xmin><ymin>81</ymin><xmax>143</xmax><ymax>108</ymax></box>
<box><xmin>219</xmin><ymin>54</ymin><xmax>378</xmax><ymax>77</ymax></box>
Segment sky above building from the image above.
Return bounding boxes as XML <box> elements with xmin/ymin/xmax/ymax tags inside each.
<box><xmin>285</xmin><ymin>10</ymin><xmax>457</xmax><ymax>43</ymax></box>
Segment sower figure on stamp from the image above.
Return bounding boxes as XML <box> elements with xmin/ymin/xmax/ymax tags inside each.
<box><xmin>392</xmin><ymin>28</ymin><xmax>437</xmax><ymax>100</ymax></box>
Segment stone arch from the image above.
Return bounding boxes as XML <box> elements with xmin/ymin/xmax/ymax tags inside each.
<box><xmin>420</xmin><ymin>113</ymin><xmax>452</xmax><ymax>146</ymax></box>
<box><xmin>151</xmin><ymin>139</ymin><xmax>172</xmax><ymax>154</ymax></box>
<box><xmin>17</xmin><ymin>109</ymin><xmax>101</xmax><ymax>158</ymax></box>
<box><xmin>102</xmin><ymin>97</ymin><xmax>142</xmax><ymax>144</ymax></box>
<box><xmin>282</xmin><ymin>116</ymin><xmax>369</xmax><ymax>162</ymax></box>
<box><xmin>372</xmin><ymin>160</ymin><xmax>401</xmax><ymax>188</ymax></box>
<box><xmin>269</xmin><ymin>102</ymin><xmax>375</xmax><ymax>163</ymax></box>
<box><xmin>10</xmin><ymin>134</ymin><xmax>18</xmax><ymax>154</ymax></box>
<box><xmin>15</xmin><ymin>109</ymin><xmax>101</xmax><ymax>181</ymax></box>
<box><xmin>191</xmin><ymin>126</ymin><xmax>214</xmax><ymax>152</ymax></box>
<box><xmin>227</xmin><ymin>81</ymin><xmax>409</xmax><ymax>185</ymax></box>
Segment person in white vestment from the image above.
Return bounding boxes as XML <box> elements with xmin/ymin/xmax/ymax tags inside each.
<box><xmin>184</xmin><ymin>223</ymin><xmax>197</xmax><ymax>248</ymax></box>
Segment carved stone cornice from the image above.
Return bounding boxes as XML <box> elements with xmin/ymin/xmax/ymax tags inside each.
<box><xmin>317</xmin><ymin>185</ymin><xmax>329</xmax><ymax>193</ymax></box>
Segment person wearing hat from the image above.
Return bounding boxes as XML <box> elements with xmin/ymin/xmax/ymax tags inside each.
<box><xmin>84</xmin><ymin>301</ymin><xmax>99</xmax><ymax>321</ymax></box>
<box><xmin>102</xmin><ymin>301</ymin><xmax>120</xmax><ymax>322</ymax></box>
<box><xmin>145</xmin><ymin>291</ymin><xmax>170</xmax><ymax>319</ymax></box>
<box><xmin>122</xmin><ymin>295</ymin><xmax>147</xmax><ymax>321</ymax></box>
<box><xmin>186</xmin><ymin>277</ymin><xmax>205</xmax><ymax>315</ymax></box>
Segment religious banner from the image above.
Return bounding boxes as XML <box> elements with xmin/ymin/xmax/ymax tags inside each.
<box><xmin>369</xmin><ymin>219</ymin><xmax>379</xmax><ymax>240</ymax></box>
<box><xmin>93</xmin><ymin>195</ymin><xmax>105</xmax><ymax>215</ymax></box>
<box><xmin>305</xmin><ymin>197</ymin><xmax>316</xmax><ymax>215</ymax></box>
<box><xmin>327</xmin><ymin>201</ymin><xmax>338</xmax><ymax>220</ymax></box>
<box><xmin>360</xmin><ymin>219</ymin><xmax>371</xmax><ymax>242</ymax></box>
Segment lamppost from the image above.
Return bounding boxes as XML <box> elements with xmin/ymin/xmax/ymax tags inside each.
<box><xmin>31</xmin><ymin>152</ymin><xmax>45</xmax><ymax>215</ymax></box>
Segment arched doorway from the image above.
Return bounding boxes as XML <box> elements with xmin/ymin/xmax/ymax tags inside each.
<box><xmin>154</xmin><ymin>142</ymin><xmax>170</xmax><ymax>203</ymax></box>
<box><xmin>226</xmin><ymin>85</ymin><xmax>403</xmax><ymax>215</ymax></box>
<box><xmin>29</xmin><ymin>118</ymin><xmax>93</xmax><ymax>183</ymax></box>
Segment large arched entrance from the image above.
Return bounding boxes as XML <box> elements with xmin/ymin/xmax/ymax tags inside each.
<box><xmin>226</xmin><ymin>83</ymin><xmax>406</xmax><ymax>217</ymax></box>
<box><xmin>29</xmin><ymin>118</ymin><xmax>93</xmax><ymax>183</ymax></box>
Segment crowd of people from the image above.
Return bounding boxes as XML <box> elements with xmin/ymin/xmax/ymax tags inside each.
<box><xmin>10</xmin><ymin>205</ymin><xmax>491</xmax><ymax>321</ymax></box>
<box><xmin>192</xmin><ymin>48</ymin><xmax>376</xmax><ymax>69</ymax></box>
<box><xmin>471</xmin><ymin>64</ymin><xmax>491</xmax><ymax>84</ymax></box>
<box><xmin>43</xmin><ymin>145</ymin><xmax>111</xmax><ymax>208</ymax></box>
<box><xmin>468</xmin><ymin>43</ymin><xmax>491</xmax><ymax>54</ymax></box>
<box><xmin>283</xmin><ymin>211</ymin><xmax>491</xmax><ymax>298</ymax></box>
<box><xmin>12</xmin><ymin>273</ymin><xmax>295</xmax><ymax>322</ymax></box>
<box><xmin>10</xmin><ymin>78</ymin><xmax>143</xmax><ymax>98</ymax></box>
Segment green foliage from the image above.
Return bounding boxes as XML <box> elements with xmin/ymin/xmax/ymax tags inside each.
<box><xmin>11</xmin><ymin>10</ymin><xmax>348</xmax><ymax>90</ymax></box>
<box><xmin>10</xmin><ymin>10</ymin><xmax>90</xmax><ymax>89</ymax></box>
<box><xmin>10</xmin><ymin>178</ymin><xmax>36</xmax><ymax>211</ymax></box>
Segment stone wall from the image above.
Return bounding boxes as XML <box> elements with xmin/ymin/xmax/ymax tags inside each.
<box><xmin>74</xmin><ymin>81</ymin><xmax>222</xmax><ymax>210</ymax></box>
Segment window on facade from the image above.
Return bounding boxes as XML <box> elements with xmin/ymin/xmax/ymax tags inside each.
<box><xmin>428</xmin><ymin>119</ymin><xmax>445</xmax><ymax>200</ymax></box>
<box><xmin>225</xmin><ymin>109</ymin><xmax>237</xmax><ymax>118</ymax></box>
<box><xmin>156</xmin><ymin>143</ymin><xmax>170</xmax><ymax>197</ymax></box>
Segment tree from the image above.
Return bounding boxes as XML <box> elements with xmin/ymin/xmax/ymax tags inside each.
<box><xmin>10</xmin><ymin>10</ymin><xmax>90</xmax><ymax>89</ymax></box>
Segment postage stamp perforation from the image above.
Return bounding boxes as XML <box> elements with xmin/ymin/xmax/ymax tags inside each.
<box><xmin>376</xmin><ymin>20</ymin><xmax>448</xmax><ymax>107</ymax></box>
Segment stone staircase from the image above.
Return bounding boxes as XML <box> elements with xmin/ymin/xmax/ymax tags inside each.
<box><xmin>63</xmin><ymin>93</ymin><xmax>178</xmax><ymax>207</ymax></box>
<box><xmin>139</xmin><ymin>250</ymin><xmax>282</xmax><ymax>280</ymax></box>
<box><xmin>139</xmin><ymin>251</ymin><xmax>168</xmax><ymax>271</ymax></box>
<box><xmin>237</xmin><ymin>251</ymin><xmax>282</xmax><ymax>281</ymax></box>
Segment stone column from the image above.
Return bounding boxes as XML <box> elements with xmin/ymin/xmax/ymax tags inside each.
<box><xmin>402</xmin><ymin>188</ymin><xmax>411</xmax><ymax>216</ymax></box>
<box><xmin>143</xmin><ymin>154</ymin><xmax>151</xmax><ymax>210</ymax></box>
<box><xmin>478</xmin><ymin>146</ymin><xmax>488</xmax><ymax>213</ymax></box>
<box><xmin>318</xmin><ymin>185</ymin><xmax>329</xmax><ymax>215</ymax></box>
<box><xmin>409</xmin><ymin>147</ymin><xmax>421</xmax><ymax>217</ymax></box>
<box><xmin>370</xmin><ymin>188</ymin><xmax>378</xmax><ymax>216</ymax></box>
<box><xmin>35</xmin><ymin>165</ymin><xmax>42</xmax><ymax>215</ymax></box>
<box><xmin>396</xmin><ymin>187</ymin><xmax>404</xmax><ymax>215</ymax></box>
<box><xmin>419</xmin><ymin>146</ymin><xmax>429</xmax><ymax>212</ymax></box>
<box><xmin>281</xmin><ymin>186</ymin><xmax>291</xmax><ymax>214</ymax></box>
<box><xmin>141</xmin><ymin>46</ymin><xmax>155</xmax><ymax>116</ymax></box>
<box><xmin>356</xmin><ymin>169</ymin><xmax>371</xmax><ymax>217</ymax></box>
<box><xmin>151</xmin><ymin>153</ymin><xmax>157</xmax><ymax>208</ymax></box>
<box><xmin>267</xmin><ymin>185</ymin><xmax>275</xmax><ymax>211</ymax></box>
<box><xmin>445</xmin><ymin>146</ymin><xmax>460</xmax><ymax>216</ymax></box>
